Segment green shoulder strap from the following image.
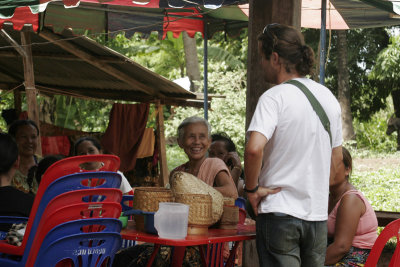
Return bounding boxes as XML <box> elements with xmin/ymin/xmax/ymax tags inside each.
<box><xmin>285</xmin><ymin>79</ymin><xmax>332</xmax><ymax>146</ymax></box>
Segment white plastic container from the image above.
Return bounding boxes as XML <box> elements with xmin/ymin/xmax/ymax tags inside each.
<box><xmin>154</xmin><ymin>202</ymin><xmax>189</xmax><ymax>239</ymax></box>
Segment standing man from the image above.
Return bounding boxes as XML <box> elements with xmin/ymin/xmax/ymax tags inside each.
<box><xmin>244</xmin><ymin>24</ymin><xmax>343</xmax><ymax>267</ymax></box>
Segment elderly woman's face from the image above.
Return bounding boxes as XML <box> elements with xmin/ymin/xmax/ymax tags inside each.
<box><xmin>179</xmin><ymin>122</ymin><xmax>211</xmax><ymax>161</ymax></box>
<box><xmin>15</xmin><ymin>124</ymin><xmax>38</xmax><ymax>157</ymax></box>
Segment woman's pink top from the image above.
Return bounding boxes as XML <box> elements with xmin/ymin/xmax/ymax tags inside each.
<box><xmin>172</xmin><ymin>158</ymin><xmax>231</xmax><ymax>186</ymax></box>
<box><xmin>328</xmin><ymin>189</ymin><xmax>378</xmax><ymax>249</ymax></box>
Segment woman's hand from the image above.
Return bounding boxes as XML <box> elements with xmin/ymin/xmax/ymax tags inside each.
<box><xmin>225</xmin><ymin>151</ymin><xmax>242</xmax><ymax>170</ymax></box>
<box><xmin>247</xmin><ymin>186</ymin><xmax>281</xmax><ymax>216</ymax></box>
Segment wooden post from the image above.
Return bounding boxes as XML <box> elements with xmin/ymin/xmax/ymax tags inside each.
<box><xmin>244</xmin><ymin>1</ymin><xmax>301</xmax><ymax>266</ymax></box>
<box><xmin>21</xmin><ymin>31</ymin><xmax>42</xmax><ymax>155</ymax></box>
<box><xmin>155</xmin><ymin>101</ymin><xmax>169</xmax><ymax>187</ymax></box>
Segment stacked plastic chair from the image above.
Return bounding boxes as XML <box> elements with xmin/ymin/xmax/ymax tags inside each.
<box><xmin>0</xmin><ymin>154</ymin><xmax>124</xmax><ymax>267</ymax></box>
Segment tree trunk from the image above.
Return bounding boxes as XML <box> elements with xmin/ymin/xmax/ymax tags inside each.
<box><xmin>182</xmin><ymin>32</ymin><xmax>201</xmax><ymax>92</ymax></box>
<box><xmin>337</xmin><ymin>30</ymin><xmax>355</xmax><ymax>141</ymax></box>
<box><xmin>391</xmin><ymin>90</ymin><xmax>400</xmax><ymax>150</ymax></box>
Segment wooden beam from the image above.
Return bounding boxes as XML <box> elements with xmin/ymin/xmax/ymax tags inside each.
<box><xmin>39</xmin><ymin>29</ymin><xmax>164</xmax><ymax>98</ymax></box>
<box><xmin>21</xmin><ymin>31</ymin><xmax>42</xmax><ymax>155</ymax></box>
<box><xmin>0</xmin><ymin>29</ymin><xmax>26</xmax><ymax>57</ymax></box>
<box><xmin>155</xmin><ymin>101</ymin><xmax>169</xmax><ymax>187</ymax></box>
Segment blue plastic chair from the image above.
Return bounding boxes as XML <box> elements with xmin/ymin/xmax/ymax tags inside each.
<box><xmin>34</xmin><ymin>232</ymin><xmax>122</xmax><ymax>267</ymax></box>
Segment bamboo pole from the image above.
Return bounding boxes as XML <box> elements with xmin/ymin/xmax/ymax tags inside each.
<box><xmin>21</xmin><ymin>31</ymin><xmax>42</xmax><ymax>155</ymax></box>
<box><xmin>155</xmin><ymin>101</ymin><xmax>169</xmax><ymax>187</ymax></box>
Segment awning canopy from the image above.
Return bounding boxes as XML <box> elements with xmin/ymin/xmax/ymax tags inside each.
<box><xmin>0</xmin><ymin>26</ymin><xmax>201</xmax><ymax>106</ymax></box>
<box><xmin>1</xmin><ymin>0</ymin><xmax>400</xmax><ymax>35</ymax></box>
<box><xmin>0</xmin><ymin>0</ymin><xmax>248</xmax><ymax>38</ymax></box>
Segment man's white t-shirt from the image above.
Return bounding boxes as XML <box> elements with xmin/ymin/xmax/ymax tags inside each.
<box><xmin>247</xmin><ymin>78</ymin><xmax>342</xmax><ymax>221</ymax></box>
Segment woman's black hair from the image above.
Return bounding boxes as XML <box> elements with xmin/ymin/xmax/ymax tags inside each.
<box><xmin>73</xmin><ymin>136</ymin><xmax>102</xmax><ymax>156</ymax></box>
<box><xmin>27</xmin><ymin>154</ymin><xmax>65</xmax><ymax>187</ymax></box>
<box><xmin>211</xmin><ymin>132</ymin><xmax>237</xmax><ymax>152</ymax></box>
<box><xmin>0</xmin><ymin>133</ymin><xmax>19</xmax><ymax>175</ymax></box>
<box><xmin>8</xmin><ymin>119</ymin><xmax>39</xmax><ymax>137</ymax></box>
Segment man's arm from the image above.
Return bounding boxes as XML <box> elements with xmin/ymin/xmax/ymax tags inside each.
<box><xmin>244</xmin><ymin>131</ymin><xmax>281</xmax><ymax>216</ymax></box>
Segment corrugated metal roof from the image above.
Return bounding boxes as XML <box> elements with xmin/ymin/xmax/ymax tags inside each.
<box><xmin>0</xmin><ymin>26</ymin><xmax>199</xmax><ymax>106</ymax></box>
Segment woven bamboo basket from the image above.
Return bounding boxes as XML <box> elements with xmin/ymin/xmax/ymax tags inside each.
<box><xmin>175</xmin><ymin>193</ymin><xmax>213</xmax><ymax>235</ymax></box>
<box><xmin>132</xmin><ymin>187</ymin><xmax>174</xmax><ymax>232</ymax></box>
<box><xmin>170</xmin><ymin>171</ymin><xmax>224</xmax><ymax>224</ymax></box>
<box><xmin>218</xmin><ymin>205</ymin><xmax>239</xmax><ymax>230</ymax></box>
<box><xmin>133</xmin><ymin>187</ymin><xmax>174</xmax><ymax>212</ymax></box>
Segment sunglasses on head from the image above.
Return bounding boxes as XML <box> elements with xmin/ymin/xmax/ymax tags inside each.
<box><xmin>262</xmin><ymin>23</ymin><xmax>279</xmax><ymax>36</ymax></box>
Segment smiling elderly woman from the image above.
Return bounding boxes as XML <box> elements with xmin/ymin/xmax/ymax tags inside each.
<box><xmin>170</xmin><ymin>116</ymin><xmax>238</xmax><ymax>199</ymax></box>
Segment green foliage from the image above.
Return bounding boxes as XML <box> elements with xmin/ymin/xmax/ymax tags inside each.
<box><xmin>351</xmin><ymin>168</ymin><xmax>400</xmax><ymax>212</ymax></box>
<box><xmin>0</xmin><ymin>92</ymin><xmax>15</xmax><ymax>131</ymax></box>
<box><xmin>51</xmin><ymin>95</ymin><xmax>111</xmax><ymax>132</ymax></box>
<box><xmin>352</xmin><ymin>98</ymin><xmax>397</xmax><ymax>152</ymax></box>
<box><xmin>303</xmin><ymin>28</ymin><xmax>390</xmax><ymax>121</ymax></box>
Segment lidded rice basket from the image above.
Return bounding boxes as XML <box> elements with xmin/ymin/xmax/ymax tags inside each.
<box><xmin>132</xmin><ymin>187</ymin><xmax>174</xmax><ymax>232</ymax></box>
<box><xmin>175</xmin><ymin>193</ymin><xmax>213</xmax><ymax>235</ymax></box>
<box><xmin>170</xmin><ymin>171</ymin><xmax>224</xmax><ymax>224</ymax></box>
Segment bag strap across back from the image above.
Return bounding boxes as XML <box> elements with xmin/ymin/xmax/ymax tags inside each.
<box><xmin>285</xmin><ymin>79</ymin><xmax>332</xmax><ymax>146</ymax></box>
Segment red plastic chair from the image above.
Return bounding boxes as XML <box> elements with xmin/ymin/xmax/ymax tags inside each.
<box><xmin>364</xmin><ymin>218</ymin><xmax>400</xmax><ymax>267</ymax></box>
<box><xmin>0</xmin><ymin>155</ymin><xmax>120</xmax><ymax>258</ymax></box>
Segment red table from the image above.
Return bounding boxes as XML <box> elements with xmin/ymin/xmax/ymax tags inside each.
<box><xmin>121</xmin><ymin>224</ymin><xmax>256</xmax><ymax>267</ymax></box>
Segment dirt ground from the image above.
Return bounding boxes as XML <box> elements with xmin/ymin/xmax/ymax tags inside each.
<box><xmin>353</xmin><ymin>157</ymin><xmax>400</xmax><ymax>172</ymax></box>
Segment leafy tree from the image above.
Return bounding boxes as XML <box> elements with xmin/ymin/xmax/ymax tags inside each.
<box><xmin>303</xmin><ymin>27</ymin><xmax>390</xmax><ymax>121</ymax></box>
<box><xmin>369</xmin><ymin>35</ymin><xmax>400</xmax><ymax>103</ymax></box>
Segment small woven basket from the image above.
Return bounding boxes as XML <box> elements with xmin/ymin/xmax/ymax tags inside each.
<box><xmin>133</xmin><ymin>187</ymin><xmax>174</xmax><ymax>212</ymax></box>
<box><xmin>218</xmin><ymin>205</ymin><xmax>239</xmax><ymax>230</ymax></box>
<box><xmin>175</xmin><ymin>193</ymin><xmax>213</xmax><ymax>226</ymax></box>
<box><xmin>132</xmin><ymin>187</ymin><xmax>174</xmax><ymax>232</ymax></box>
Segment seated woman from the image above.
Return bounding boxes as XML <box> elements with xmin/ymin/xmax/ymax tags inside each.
<box><xmin>8</xmin><ymin>120</ymin><xmax>41</xmax><ymax>194</ymax></box>
<box><xmin>0</xmin><ymin>133</ymin><xmax>34</xmax><ymax>232</ymax></box>
<box><xmin>325</xmin><ymin>147</ymin><xmax>378</xmax><ymax>266</ymax></box>
<box><xmin>73</xmin><ymin>136</ymin><xmax>133</xmax><ymax>195</ymax></box>
<box><xmin>171</xmin><ymin>117</ymin><xmax>238</xmax><ymax>199</ymax></box>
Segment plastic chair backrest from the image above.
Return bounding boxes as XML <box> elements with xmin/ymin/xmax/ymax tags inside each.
<box><xmin>26</xmin><ymin>218</ymin><xmax>122</xmax><ymax>266</ymax></box>
<box><xmin>41</xmin><ymin>155</ymin><xmax>120</xmax><ymax>184</ymax></box>
<box><xmin>33</xmin><ymin>232</ymin><xmax>122</xmax><ymax>267</ymax></box>
<box><xmin>364</xmin><ymin>218</ymin><xmax>400</xmax><ymax>267</ymax></box>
